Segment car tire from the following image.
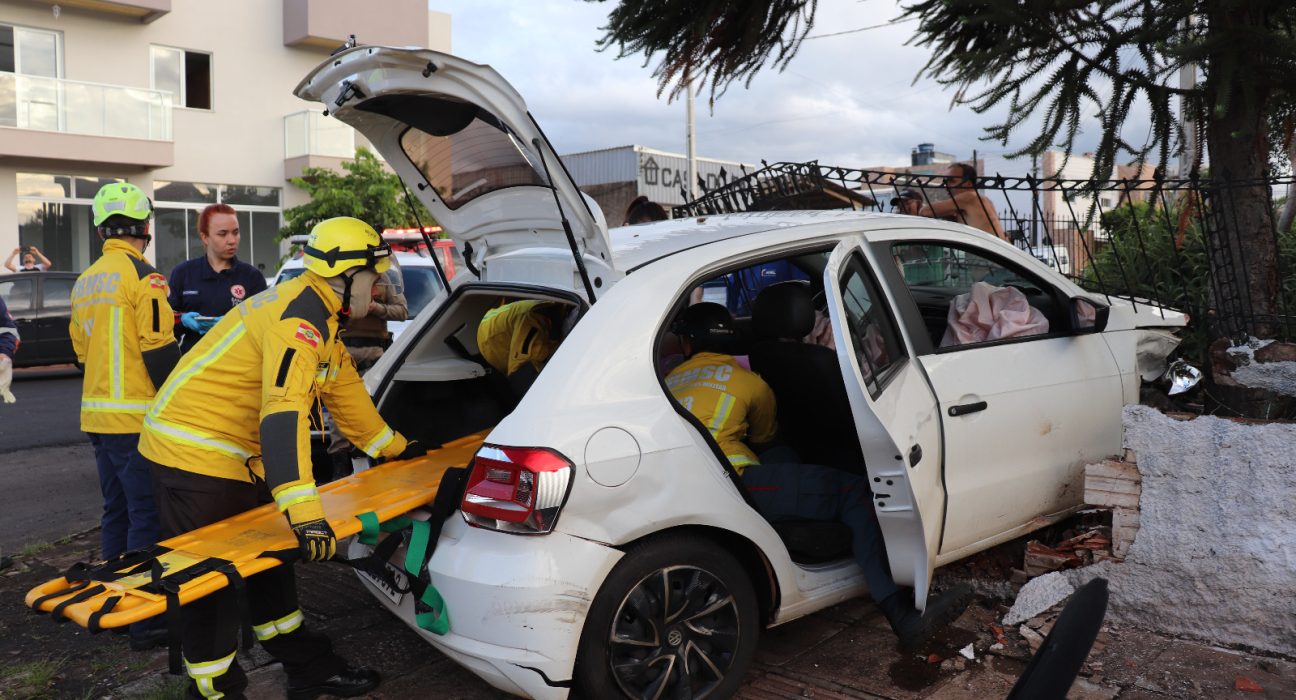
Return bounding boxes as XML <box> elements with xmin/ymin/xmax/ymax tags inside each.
<box><xmin>573</xmin><ymin>534</ymin><xmax>760</xmax><ymax>699</ymax></box>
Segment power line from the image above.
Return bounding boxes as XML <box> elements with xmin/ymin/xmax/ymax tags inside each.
<box><xmin>803</xmin><ymin>16</ymin><xmax>916</xmax><ymax>40</ymax></box>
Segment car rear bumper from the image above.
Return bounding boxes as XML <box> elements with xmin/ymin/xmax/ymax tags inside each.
<box><xmin>349</xmin><ymin>513</ymin><xmax>622</xmax><ymax>699</ymax></box>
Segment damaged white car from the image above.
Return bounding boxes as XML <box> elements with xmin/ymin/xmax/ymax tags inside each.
<box><xmin>294</xmin><ymin>46</ymin><xmax>1186</xmax><ymax>699</ymax></box>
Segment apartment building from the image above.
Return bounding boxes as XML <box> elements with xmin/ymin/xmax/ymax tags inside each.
<box><xmin>0</xmin><ymin>0</ymin><xmax>451</xmax><ymax>276</ymax></box>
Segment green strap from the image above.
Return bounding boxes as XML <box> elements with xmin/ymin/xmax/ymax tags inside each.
<box><xmin>403</xmin><ymin>520</ymin><xmax>431</xmax><ymax>577</ymax></box>
<box><xmin>355</xmin><ymin>512</ymin><xmax>414</xmax><ymax>546</ymax></box>
<box><xmin>415</xmin><ymin>584</ymin><xmax>450</xmax><ymax>635</ymax></box>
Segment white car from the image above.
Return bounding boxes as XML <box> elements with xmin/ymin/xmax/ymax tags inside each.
<box><xmin>295</xmin><ymin>47</ymin><xmax>1185</xmax><ymax>699</ymax></box>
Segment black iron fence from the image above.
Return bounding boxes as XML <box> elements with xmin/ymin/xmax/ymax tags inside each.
<box><xmin>673</xmin><ymin>161</ymin><xmax>1296</xmax><ymax>356</ymax></box>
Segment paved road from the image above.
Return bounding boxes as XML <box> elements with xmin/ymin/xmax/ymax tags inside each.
<box><xmin>0</xmin><ymin>366</ymin><xmax>101</xmax><ymax>555</ymax></box>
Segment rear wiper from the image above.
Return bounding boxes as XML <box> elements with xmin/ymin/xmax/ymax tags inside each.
<box><xmin>530</xmin><ymin>136</ymin><xmax>598</xmax><ymax>304</ymax></box>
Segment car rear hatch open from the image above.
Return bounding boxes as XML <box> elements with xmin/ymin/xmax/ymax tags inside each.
<box><xmin>294</xmin><ymin>46</ymin><xmax>618</xmax><ymax>300</ymax></box>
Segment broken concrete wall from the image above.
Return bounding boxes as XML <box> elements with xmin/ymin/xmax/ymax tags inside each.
<box><xmin>1066</xmin><ymin>405</ymin><xmax>1296</xmax><ymax>655</ymax></box>
<box><xmin>1225</xmin><ymin>339</ymin><xmax>1296</xmax><ymax>397</ymax></box>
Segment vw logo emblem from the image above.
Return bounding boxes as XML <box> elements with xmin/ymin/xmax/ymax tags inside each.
<box><xmin>667</xmin><ymin>629</ymin><xmax>683</xmax><ymax>647</ymax></box>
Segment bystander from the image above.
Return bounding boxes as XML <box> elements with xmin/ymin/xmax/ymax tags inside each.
<box><xmin>0</xmin><ymin>293</ymin><xmax>18</xmax><ymax>403</ymax></box>
<box><xmin>5</xmin><ymin>246</ymin><xmax>51</xmax><ymax>272</ymax></box>
<box><xmin>918</xmin><ymin>163</ymin><xmax>1007</xmax><ymax>240</ymax></box>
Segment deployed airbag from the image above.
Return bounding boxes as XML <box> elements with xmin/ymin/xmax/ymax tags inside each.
<box><xmin>941</xmin><ymin>282</ymin><xmax>1050</xmax><ymax>347</ymax></box>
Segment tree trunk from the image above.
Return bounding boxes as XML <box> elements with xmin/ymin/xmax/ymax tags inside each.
<box><xmin>1278</xmin><ymin>136</ymin><xmax>1296</xmax><ymax>234</ymax></box>
<box><xmin>1203</xmin><ymin>6</ymin><xmax>1281</xmax><ymax>341</ymax></box>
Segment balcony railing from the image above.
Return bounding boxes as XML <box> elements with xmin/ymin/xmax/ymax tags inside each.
<box><xmin>284</xmin><ymin>110</ymin><xmax>355</xmax><ymax>159</ymax></box>
<box><xmin>0</xmin><ymin>72</ymin><xmax>172</xmax><ymax>141</ymax></box>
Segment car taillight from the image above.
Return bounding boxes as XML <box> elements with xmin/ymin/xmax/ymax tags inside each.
<box><xmin>460</xmin><ymin>444</ymin><xmax>573</xmax><ymax>534</ymax></box>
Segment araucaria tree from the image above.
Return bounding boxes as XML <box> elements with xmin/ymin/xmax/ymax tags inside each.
<box><xmin>590</xmin><ymin>0</ymin><xmax>1296</xmax><ymax>338</ymax></box>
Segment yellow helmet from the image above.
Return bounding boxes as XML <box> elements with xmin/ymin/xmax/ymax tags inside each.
<box><xmin>303</xmin><ymin>217</ymin><xmax>393</xmax><ymax>277</ymax></box>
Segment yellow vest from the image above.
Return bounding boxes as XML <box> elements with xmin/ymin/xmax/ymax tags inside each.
<box><xmin>477</xmin><ymin>300</ymin><xmax>558</xmax><ymax>376</ymax></box>
<box><xmin>139</xmin><ymin>273</ymin><xmax>407</xmax><ymax>513</ymax></box>
<box><xmin>69</xmin><ymin>238</ymin><xmax>177</xmax><ymax>434</ymax></box>
<box><xmin>665</xmin><ymin>352</ymin><xmax>778</xmax><ymax>473</ymax></box>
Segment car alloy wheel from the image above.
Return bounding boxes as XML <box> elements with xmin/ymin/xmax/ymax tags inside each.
<box><xmin>608</xmin><ymin>564</ymin><xmax>741</xmax><ymax>699</ymax></box>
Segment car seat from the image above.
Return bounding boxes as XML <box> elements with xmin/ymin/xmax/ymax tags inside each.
<box><xmin>749</xmin><ymin>281</ymin><xmax>865</xmax><ymax>472</ymax></box>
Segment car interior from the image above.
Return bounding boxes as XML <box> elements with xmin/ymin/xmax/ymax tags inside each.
<box><xmin>375</xmin><ymin>289</ymin><xmax>581</xmax><ymax>453</ymax></box>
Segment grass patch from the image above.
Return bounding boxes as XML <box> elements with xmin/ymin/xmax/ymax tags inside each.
<box><xmin>17</xmin><ymin>540</ymin><xmax>53</xmax><ymax>558</ymax></box>
<box><xmin>0</xmin><ymin>656</ymin><xmax>66</xmax><ymax>698</ymax></box>
<box><xmin>123</xmin><ymin>675</ymin><xmax>188</xmax><ymax>700</ymax></box>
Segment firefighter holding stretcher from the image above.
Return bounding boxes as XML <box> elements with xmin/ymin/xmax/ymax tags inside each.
<box><xmin>136</xmin><ymin>217</ymin><xmax>425</xmax><ymax>700</ymax></box>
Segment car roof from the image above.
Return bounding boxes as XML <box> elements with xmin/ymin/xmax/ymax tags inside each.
<box><xmin>609</xmin><ymin>210</ymin><xmax>906</xmax><ymax>271</ymax></box>
<box><xmin>277</xmin><ymin>251</ymin><xmax>439</xmax><ymax>269</ymax></box>
<box><xmin>0</xmin><ymin>271</ymin><xmax>78</xmax><ymax>280</ymax></box>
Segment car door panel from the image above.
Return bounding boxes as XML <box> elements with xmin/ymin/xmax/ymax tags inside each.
<box><xmin>822</xmin><ymin>240</ymin><xmax>945</xmax><ymax>609</ymax></box>
<box><xmin>36</xmin><ymin>276</ymin><xmax>75</xmax><ymax>363</ymax></box>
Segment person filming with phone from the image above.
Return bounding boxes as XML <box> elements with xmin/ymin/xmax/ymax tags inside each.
<box><xmin>5</xmin><ymin>246</ymin><xmax>52</xmax><ymax>272</ymax></box>
<box><xmin>167</xmin><ymin>203</ymin><xmax>267</xmax><ymax>352</ymax></box>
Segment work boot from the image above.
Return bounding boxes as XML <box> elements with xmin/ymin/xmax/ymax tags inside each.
<box><xmin>286</xmin><ymin>664</ymin><xmax>380</xmax><ymax>700</ymax></box>
<box><xmin>128</xmin><ymin>625</ymin><xmax>169</xmax><ymax>651</ymax></box>
<box><xmin>879</xmin><ymin>584</ymin><xmax>973</xmax><ymax>652</ymax></box>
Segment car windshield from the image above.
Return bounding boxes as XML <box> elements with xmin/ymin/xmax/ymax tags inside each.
<box><xmin>276</xmin><ymin>266</ymin><xmax>443</xmax><ymax>318</ymax></box>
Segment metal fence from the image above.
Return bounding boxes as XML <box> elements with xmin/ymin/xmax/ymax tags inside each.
<box><xmin>673</xmin><ymin>161</ymin><xmax>1296</xmax><ymax>354</ymax></box>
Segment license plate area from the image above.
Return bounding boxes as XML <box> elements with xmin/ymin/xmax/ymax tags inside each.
<box><xmin>357</xmin><ymin>563</ymin><xmax>409</xmax><ymax>606</ymax></box>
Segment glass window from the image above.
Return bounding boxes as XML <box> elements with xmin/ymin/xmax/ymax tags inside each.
<box><xmin>41</xmin><ymin>276</ymin><xmax>73</xmax><ymax>308</ymax></box>
<box><xmin>73</xmin><ymin>176</ymin><xmax>123</xmax><ymax>199</ymax></box>
<box><xmin>401</xmin><ymin>267</ymin><xmax>444</xmax><ymax>318</ymax></box>
<box><xmin>183</xmin><ymin>50</ymin><xmax>211</xmax><ymax>110</ymax></box>
<box><xmin>155</xmin><ymin>180</ymin><xmax>217</xmax><ymax>204</ymax></box>
<box><xmin>14</xmin><ymin>26</ymin><xmax>59</xmax><ymax>78</ymax></box>
<box><xmin>396</xmin><ymin>98</ymin><xmax>548</xmax><ymax>210</ymax></box>
<box><xmin>838</xmin><ymin>254</ymin><xmax>906</xmax><ymax>398</ymax></box>
<box><xmin>150</xmin><ymin>45</ymin><xmax>183</xmax><ymax>105</ymax></box>
<box><xmin>251</xmin><ymin>211</ymin><xmax>282</xmax><ymax>271</ymax></box>
<box><xmin>16</xmin><ymin>172</ymin><xmax>71</xmax><ymax>198</ymax></box>
<box><xmin>0</xmin><ymin>26</ymin><xmax>13</xmax><ymax>73</ymax></box>
<box><xmin>235</xmin><ymin>210</ymin><xmax>253</xmax><ymax>262</ymax></box>
<box><xmin>18</xmin><ymin>200</ymin><xmax>96</xmax><ymax>272</ymax></box>
<box><xmin>222</xmin><ymin>185</ymin><xmax>280</xmax><ymax>207</ymax></box>
<box><xmin>0</xmin><ymin>278</ymin><xmax>34</xmax><ymax>312</ymax></box>
<box><xmin>154</xmin><ymin>208</ymin><xmax>189</xmax><ymax>274</ymax></box>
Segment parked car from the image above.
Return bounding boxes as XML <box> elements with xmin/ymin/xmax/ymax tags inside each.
<box><xmin>295</xmin><ymin>47</ymin><xmax>1185</xmax><ymax>699</ymax></box>
<box><xmin>0</xmin><ymin>271</ymin><xmax>79</xmax><ymax>368</ymax></box>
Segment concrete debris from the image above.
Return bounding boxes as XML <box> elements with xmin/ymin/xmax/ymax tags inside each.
<box><xmin>1003</xmin><ymin>571</ymin><xmax>1074</xmax><ymax>626</ymax></box>
<box><xmin>959</xmin><ymin>643</ymin><xmax>975</xmax><ymax>660</ymax></box>
<box><xmin>1226</xmin><ymin>338</ymin><xmax>1296</xmax><ymax>397</ymax></box>
<box><xmin>940</xmin><ymin>656</ymin><xmax>967</xmax><ymax>672</ymax></box>
<box><xmin>1018</xmin><ymin>624</ymin><xmax>1045</xmax><ymax>653</ymax></box>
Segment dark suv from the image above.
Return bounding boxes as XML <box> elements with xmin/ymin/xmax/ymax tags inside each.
<box><xmin>0</xmin><ymin>272</ymin><xmax>79</xmax><ymax>368</ymax></box>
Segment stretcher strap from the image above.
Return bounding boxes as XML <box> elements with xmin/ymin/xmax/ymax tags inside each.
<box><xmin>356</xmin><ymin>511</ymin><xmax>413</xmax><ymax>546</ymax></box>
<box><xmin>30</xmin><ymin>578</ymin><xmax>91</xmax><ymax>612</ymax></box>
<box><xmin>154</xmin><ymin>558</ymin><xmax>183</xmax><ymax>675</ymax></box>
<box><xmin>87</xmin><ymin>595</ymin><xmax>121</xmax><ymax>633</ymax></box>
<box><xmin>51</xmin><ymin>584</ymin><xmax>106</xmax><ymax>623</ymax></box>
<box><xmin>216</xmin><ymin>563</ymin><xmax>255</xmax><ymax>652</ymax></box>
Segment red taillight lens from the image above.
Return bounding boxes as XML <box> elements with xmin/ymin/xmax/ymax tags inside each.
<box><xmin>460</xmin><ymin>444</ymin><xmax>573</xmax><ymax>534</ymax></box>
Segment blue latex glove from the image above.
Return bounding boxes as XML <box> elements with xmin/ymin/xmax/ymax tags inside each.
<box><xmin>180</xmin><ymin>312</ymin><xmax>220</xmax><ymax>335</ymax></box>
<box><xmin>180</xmin><ymin>311</ymin><xmax>203</xmax><ymax>332</ymax></box>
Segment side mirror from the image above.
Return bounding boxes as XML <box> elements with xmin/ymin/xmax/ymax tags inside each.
<box><xmin>1071</xmin><ymin>297</ymin><xmax>1109</xmax><ymax>334</ymax></box>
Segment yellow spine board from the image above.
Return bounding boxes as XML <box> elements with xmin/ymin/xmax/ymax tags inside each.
<box><xmin>26</xmin><ymin>433</ymin><xmax>486</xmax><ymax>630</ymax></box>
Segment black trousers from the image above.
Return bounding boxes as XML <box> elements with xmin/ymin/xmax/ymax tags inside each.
<box><xmin>149</xmin><ymin>460</ymin><xmax>340</xmax><ymax>699</ymax></box>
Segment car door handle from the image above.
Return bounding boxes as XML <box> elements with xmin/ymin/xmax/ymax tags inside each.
<box><xmin>948</xmin><ymin>401</ymin><xmax>988</xmax><ymax>417</ymax></box>
<box><xmin>908</xmin><ymin>444</ymin><xmax>922</xmax><ymax>467</ymax></box>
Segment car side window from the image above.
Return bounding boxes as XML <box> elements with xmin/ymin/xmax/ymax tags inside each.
<box><xmin>838</xmin><ymin>254</ymin><xmax>906</xmax><ymax>398</ymax></box>
<box><xmin>891</xmin><ymin>242</ymin><xmax>1059</xmax><ymax>350</ymax></box>
<box><xmin>0</xmin><ymin>279</ymin><xmax>34</xmax><ymax>312</ymax></box>
<box><xmin>42</xmin><ymin>277</ymin><xmax>74</xmax><ymax>309</ymax></box>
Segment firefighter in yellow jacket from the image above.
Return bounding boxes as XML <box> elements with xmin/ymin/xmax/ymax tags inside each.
<box><xmin>476</xmin><ymin>299</ymin><xmax>571</xmax><ymax>397</ymax></box>
<box><xmin>137</xmin><ymin>217</ymin><xmax>424</xmax><ymax>699</ymax></box>
<box><xmin>70</xmin><ymin>183</ymin><xmax>179</xmax><ymax>562</ymax></box>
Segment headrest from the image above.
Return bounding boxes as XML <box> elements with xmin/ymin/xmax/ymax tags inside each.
<box><xmin>753</xmin><ymin>281</ymin><xmax>816</xmax><ymax>340</ymax></box>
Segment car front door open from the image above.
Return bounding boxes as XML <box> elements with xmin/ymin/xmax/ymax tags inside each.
<box><xmin>822</xmin><ymin>241</ymin><xmax>945</xmax><ymax>610</ymax></box>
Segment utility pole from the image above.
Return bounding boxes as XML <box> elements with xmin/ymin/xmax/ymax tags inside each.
<box><xmin>686</xmin><ymin>79</ymin><xmax>698</xmax><ymax>200</ymax></box>
<box><xmin>1031</xmin><ymin>153</ymin><xmax>1041</xmax><ymax>248</ymax></box>
<box><xmin>1178</xmin><ymin>18</ymin><xmax>1197</xmax><ymax>177</ymax></box>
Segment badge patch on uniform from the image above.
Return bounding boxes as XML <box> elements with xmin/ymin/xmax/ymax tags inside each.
<box><xmin>147</xmin><ymin>274</ymin><xmax>167</xmax><ymax>290</ymax></box>
<box><xmin>231</xmin><ymin>284</ymin><xmax>246</xmax><ymax>300</ymax></box>
<box><xmin>294</xmin><ymin>323</ymin><xmax>321</xmax><ymax>348</ymax></box>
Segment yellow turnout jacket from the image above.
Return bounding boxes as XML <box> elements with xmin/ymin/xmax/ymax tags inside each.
<box><xmin>138</xmin><ymin>272</ymin><xmax>408</xmax><ymax>518</ymax></box>
<box><xmin>665</xmin><ymin>352</ymin><xmax>778</xmax><ymax>473</ymax></box>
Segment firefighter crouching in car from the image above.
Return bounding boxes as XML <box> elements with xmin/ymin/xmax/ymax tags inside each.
<box><xmin>476</xmin><ymin>299</ymin><xmax>572</xmax><ymax>396</ymax></box>
<box><xmin>665</xmin><ymin>302</ymin><xmax>971</xmax><ymax>651</ymax></box>
<box><xmin>136</xmin><ymin>217</ymin><xmax>425</xmax><ymax>700</ymax></box>
<box><xmin>70</xmin><ymin>184</ymin><xmax>181</xmax><ymax>650</ymax></box>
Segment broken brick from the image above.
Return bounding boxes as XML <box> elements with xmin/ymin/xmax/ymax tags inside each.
<box><xmin>1235</xmin><ymin>675</ymin><xmax>1263</xmax><ymax>693</ymax></box>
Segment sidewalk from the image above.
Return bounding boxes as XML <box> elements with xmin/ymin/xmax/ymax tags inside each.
<box><xmin>2</xmin><ymin>530</ymin><xmax>1292</xmax><ymax>699</ymax></box>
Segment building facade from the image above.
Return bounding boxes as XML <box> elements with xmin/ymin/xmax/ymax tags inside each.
<box><xmin>561</xmin><ymin>145</ymin><xmax>756</xmax><ymax>227</ymax></box>
<box><xmin>0</xmin><ymin>0</ymin><xmax>451</xmax><ymax>276</ymax></box>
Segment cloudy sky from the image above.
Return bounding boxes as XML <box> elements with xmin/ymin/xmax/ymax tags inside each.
<box><xmin>438</xmin><ymin>0</ymin><xmax>1123</xmax><ymax>175</ymax></box>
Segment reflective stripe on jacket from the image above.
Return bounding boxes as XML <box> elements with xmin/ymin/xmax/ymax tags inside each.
<box><xmin>665</xmin><ymin>351</ymin><xmax>778</xmax><ymax>474</ymax></box>
<box><xmin>69</xmin><ymin>238</ymin><xmax>177</xmax><ymax>433</ymax></box>
<box><xmin>138</xmin><ymin>273</ymin><xmax>407</xmax><ymax>508</ymax></box>
<box><xmin>476</xmin><ymin>300</ymin><xmax>557</xmax><ymax>376</ymax></box>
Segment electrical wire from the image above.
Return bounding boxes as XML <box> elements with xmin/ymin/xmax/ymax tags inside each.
<box><xmin>803</xmin><ymin>16</ymin><xmax>916</xmax><ymax>40</ymax></box>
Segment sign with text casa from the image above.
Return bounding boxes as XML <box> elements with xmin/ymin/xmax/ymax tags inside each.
<box><xmin>638</xmin><ymin>152</ymin><xmax>753</xmax><ymax>206</ymax></box>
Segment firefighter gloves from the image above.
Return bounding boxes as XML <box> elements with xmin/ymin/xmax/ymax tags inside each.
<box><xmin>396</xmin><ymin>439</ymin><xmax>427</xmax><ymax>461</ymax></box>
<box><xmin>290</xmin><ymin>516</ymin><xmax>338</xmax><ymax>562</ymax></box>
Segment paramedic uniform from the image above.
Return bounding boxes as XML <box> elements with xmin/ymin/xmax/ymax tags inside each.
<box><xmin>665</xmin><ymin>351</ymin><xmax>899</xmax><ymax>603</ymax></box>
<box><xmin>69</xmin><ymin>237</ymin><xmax>179</xmax><ymax>558</ymax></box>
<box><xmin>137</xmin><ymin>272</ymin><xmax>410</xmax><ymax>698</ymax></box>
<box><xmin>167</xmin><ymin>255</ymin><xmax>267</xmax><ymax>352</ymax></box>
<box><xmin>476</xmin><ymin>300</ymin><xmax>559</xmax><ymax>376</ymax></box>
